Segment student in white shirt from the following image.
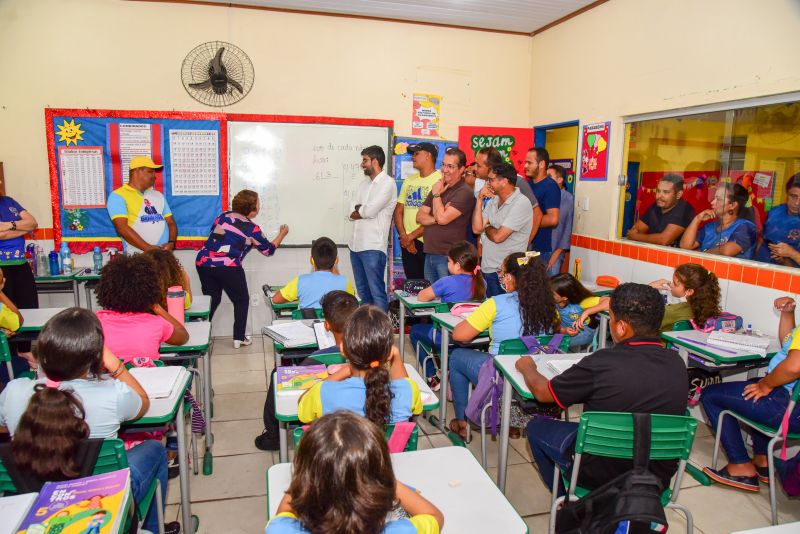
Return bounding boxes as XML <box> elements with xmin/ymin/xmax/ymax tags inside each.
<box><xmin>348</xmin><ymin>146</ymin><xmax>397</xmax><ymax>311</ymax></box>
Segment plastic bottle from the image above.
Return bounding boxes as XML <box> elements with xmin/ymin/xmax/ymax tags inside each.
<box><xmin>746</xmin><ymin>323</ymin><xmax>753</xmax><ymax>336</ymax></box>
<box><xmin>26</xmin><ymin>249</ymin><xmax>35</xmax><ymax>275</ymax></box>
<box><xmin>166</xmin><ymin>285</ymin><xmax>185</xmax><ymax>325</ymax></box>
<box><xmin>573</xmin><ymin>258</ymin><xmax>582</xmax><ymax>281</ymax></box>
<box><xmin>48</xmin><ymin>250</ymin><xmax>60</xmax><ymax>276</ymax></box>
<box><xmin>36</xmin><ymin>246</ymin><xmax>48</xmax><ymax>277</ymax></box>
<box><xmin>59</xmin><ymin>242</ymin><xmax>73</xmax><ymax>275</ymax></box>
<box><xmin>92</xmin><ymin>246</ymin><xmax>103</xmax><ymax>273</ymax></box>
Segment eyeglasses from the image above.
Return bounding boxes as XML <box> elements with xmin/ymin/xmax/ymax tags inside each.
<box><xmin>464</xmin><ymin>171</ymin><xmax>476</xmax><ymax>177</ymax></box>
<box><xmin>441</xmin><ymin>163</ymin><xmax>460</xmax><ymax>170</ymax></box>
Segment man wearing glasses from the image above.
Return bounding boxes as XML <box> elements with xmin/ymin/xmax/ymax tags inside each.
<box><xmin>416</xmin><ymin>147</ymin><xmax>476</xmax><ymax>283</ymax></box>
<box><xmin>472</xmin><ymin>162</ymin><xmax>534</xmax><ymax>297</ymax></box>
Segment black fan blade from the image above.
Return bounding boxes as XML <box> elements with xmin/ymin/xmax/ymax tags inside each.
<box><xmin>211</xmin><ymin>47</ymin><xmax>225</xmax><ymax>74</ymax></box>
<box><xmin>228</xmin><ymin>79</ymin><xmax>244</xmax><ymax>93</ymax></box>
<box><xmin>189</xmin><ymin>80</ymin><xmax>213</xmax><ymax>90</ymax></box>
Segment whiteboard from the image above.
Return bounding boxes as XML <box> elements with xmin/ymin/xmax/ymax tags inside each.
<box><xmin>228</xmin><ymin>121</ymin><xmax>391</xmax><ymax>245</ymax></box>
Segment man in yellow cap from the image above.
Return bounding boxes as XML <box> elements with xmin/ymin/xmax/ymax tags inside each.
<box><xmin>106</xmin><ymin>156</ymin><xmax>177</xmax><ymax>253</ymax></box>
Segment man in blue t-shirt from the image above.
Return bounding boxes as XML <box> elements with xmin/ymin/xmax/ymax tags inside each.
<box><xmin>524</xmin><ymin>147</ymin><xmax>561</xmax><ymax>266</ymax></box>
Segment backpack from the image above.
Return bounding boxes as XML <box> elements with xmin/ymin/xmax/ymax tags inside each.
<box><xmin>691</xmin><ymin>313</ymin><xmax>743</xmax><ymax>333</ymax></box>
<box><xmin>464</xmin><ymin>335</ymin><xmax>564</xmax><ymax>436</ymax></box>
<box><xmin>555</xmin><ymin>414</ymin><xmax>669</xmax><ymax>534</ymax></box>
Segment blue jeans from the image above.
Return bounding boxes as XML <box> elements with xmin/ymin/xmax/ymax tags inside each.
<box><xmin>483</xmin><ymin>272</ymin><xmax>505</xmax><ymax>298</ymax></box>
<box><xmin>410</xmin><ymin>323</ymin><xmax>444</xmax><ymax>378</ymax></box>
<box><xmin>350</xmin><ymin>250</ymin><xmax>388</xmax><ymax>311</ymax></box>
<box><xmin>526</xmin><ymin>416</ymin><xmax>579</xmax><ymax>493</ymax></box>
<box><xmin>449</xmin><ymin>348</ymin><xmax>490</xmax><ymax>420</ymax></box>
<box><xmin>701</xmin><ymin>380</ymin><xmax>800</xmax><ymax>464</ymax></box>
<box><xmin>424</xmin><ymin>254</ymin><xmax>449</xmax><ymax>284</ymax></box>
<box><xmin>568</xmin><ymin>326</ymin><xmax>596</xmax><ymax>349</ymax></box>
<box><xmin>548</xmin><ymin>251</ymin><xmax>565</xmax><ymax>276</ymax></box>
<box><xmin>127</xmin><ymin>439</ymin><xmax>168</xmax><ymax>532</ymax></box>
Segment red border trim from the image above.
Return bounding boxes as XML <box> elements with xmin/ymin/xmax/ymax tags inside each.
<box><xmin>226</xmin><ymin>113</ymin><xmax>393</xmax><ymax>128</ymax></box>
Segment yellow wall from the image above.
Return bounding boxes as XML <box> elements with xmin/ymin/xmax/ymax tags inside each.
<box><xmin>529</xmin><ymin>0</ymin><xmax>800</xmax><ymax>239</ymax></box>
<box><xmin>544</xmin><ymin>125</ymin><xmax>579</xmax><ymax>163</ymax></box>
<box><xmin>0</xmin><ymin>0</ymin><xmax>532</xmax><ymax>226</ymax></box>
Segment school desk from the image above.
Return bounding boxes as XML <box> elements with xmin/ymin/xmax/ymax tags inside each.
<box><xmin>185</xmin><ymin>294</ymin><xmax>211</xmax><ymax>321</ymax></box>
<box><xmin>123</xmin><ymin>367</ymin><xmax>198</xmax><ymax>533</ymax></box>
<box><xmin>73</xmin><ymin>269</ymin><xmax>100</xmax><ymax>310</ymax></box>
<box><xmin>732</xmin><ymin>522</ymin><xmax>800</xmax><ymax>533</ymax></box>
<box><xmin>429</xmin><ymin>312</ymin><xmax>489</xmax><ymax>432</ymax></box>
<box><xmin>266</xmin><ymin>446</ymin><xmax>528</xmax><ymax>533</ymax></box>
<box><xmin>581</xmin><ymin>282</ymin><xmax>614</xmax><ymax>297</ymax></box>
<box><xmin>265</xmin><ymin>285</ymin><xmax>298</xmax><ymax>320</ymax></box>
<box><xmin>160</xmin><ymin>320</ymin><xmax>214</xmax><ymax>475</ymax></box>
<box><xmin>661</xmin><ymin>329</ymin><xmax>781</xmax><ymax>366</ymax></box>
<box><xmin>18</xmin><ymin>307</ymin><xmax>66</xmax><ymax>333</ymax></box>
<box><xmin>493</xmin><ymin>353</ymin><xmax>589</xmax><ymax>493</ymax></box>
<box><xmin>394</xmin><ymin>290</ymin><xmax>442</xmax><ymax>360</ymax></box>
<box><xmin>34</xmin><ymin>273</ymin><xmax>80</xmax><ymax>306</ymax></box>
<box><xmin>274</xmin><ymin>363</ymin><xmax>440</xmax><ymax>463</ymax></box>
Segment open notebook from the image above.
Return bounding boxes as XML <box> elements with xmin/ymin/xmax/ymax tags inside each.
<box><xmin>129</xmin><ymin>366</ymin><xmax>183</xmax><ymax>399</ymax></box>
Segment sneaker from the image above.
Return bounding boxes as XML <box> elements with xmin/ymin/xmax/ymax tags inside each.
<box><xmin>233</xmin><ymin>336</ymin><xmax>253</xmax><ymax>349</ymax></box>
<box><xmin>167</xmin><ymin>456</ymin><xmax>180</xmax><ymax>479</ymax></box>
<box><xmin>427</xmin><ymin>375</ymin><xmax>441</xmax><ymax>392</ymax></box>
<box><xmin>255</xmin><ymin>429</ymin><xmax>280</xmax><ymax>451</ymax></box>
<box><xmin>164</xmin><ymin>521</ymin><xmax>181</xmax><ymax>534</ymax></box>
<box><xmin>702</xmin><ymin>466</ymin><xmax>760</xmax><ymax>492</ymax></box>
<box><xmin>756</xmin><ymin>465</ymin><xmax>771</xmax><ymax>484</ymax></box>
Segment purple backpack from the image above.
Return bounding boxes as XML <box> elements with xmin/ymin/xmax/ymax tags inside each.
<box><xmin>464</xmin><ymin>335</ymin><xmax>564</xmax><ymax>436</ymax></box>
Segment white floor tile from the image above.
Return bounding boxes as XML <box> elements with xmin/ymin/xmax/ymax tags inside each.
<box><xmin>213</xmin><ymin>391</ymin><xmax>267</xmax><ymax>422</ymax></box>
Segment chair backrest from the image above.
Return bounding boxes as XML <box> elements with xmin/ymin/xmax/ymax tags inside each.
<box><xmin>0</xmin><ymin>331</ymin><xmax>12</xmax><ymax>364</ymax></box>
<box><xmin>309</xmin><ymin>352</ymin><xmax>346</xmax><ymax>366</ymax></box>
<box><xmin>574</xmin><ymin>412</ymin><xmax>697</xmax><ymax>462</ymax></box>
<box><xmin>672</xmin><ymin>320</ymin><xmax>693</xmax><ymax>331</ymax></box>
<box><xmin>291</xmin><ymin>308</ymin><xmax>324</xmax><ymax>320</ymax></box>
<box><xmin>498</xmin><ymin>335</ymin><xmax>571</xmax><ymax>355</ymax></box>
<box><xmin>292</xmin><ymin>422</ymin><xmax>419</xmax><ymax>452</ymax></box>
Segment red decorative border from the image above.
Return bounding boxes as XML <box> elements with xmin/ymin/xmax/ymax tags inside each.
<box><xmin>571</xmin><ymin>233</ymin><xmax>800</xmax><ymax>293</ymax></box>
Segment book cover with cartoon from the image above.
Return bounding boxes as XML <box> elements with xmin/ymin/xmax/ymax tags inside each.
<box><xmin>16</xmin><ymin>469</ymin><xmax>130</xmax><ymax>534</ymax></box>
<box><xmin>276</xmin><ymin>365</ymin><xmax>328</xmax><ymax>395</ymax></box>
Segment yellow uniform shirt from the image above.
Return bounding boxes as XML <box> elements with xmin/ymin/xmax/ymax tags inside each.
<box><xmin>0</xmin><ymin>302</ymin><xmax>20</xmax><ymax>332</ymax></box>
<box><xmin>397</xmin><ymin>171</ymin><xmax>441</xmax><ymax>242</ymax></box>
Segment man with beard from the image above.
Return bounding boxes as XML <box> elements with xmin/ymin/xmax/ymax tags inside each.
<box><xmin>348</xmin><ymin>145</ymin><xmax>396</xmax><ymax>310</ymax></box>
<box><xmin>416</xmin><ymin>147</ymin><xmax>476</xmax><ymax>283</ymax></box>
<box><xmin>627</xmin><ymin>174</ymin><xmax>695</xmax><ymax>246</ymax></box>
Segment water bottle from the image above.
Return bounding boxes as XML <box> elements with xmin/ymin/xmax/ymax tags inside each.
<box><xmin>108</xmin><ymin>247</ymin><xmax>119</xmax><ymax>262</ymax></box>
<box><xmin>59</xmin><ymin>242</ymin><xmax>73</xmax><ymax>275</ymax></box>
<box><xmin>573</xmin><ymin>258</ymin><xmax>582</xmax><ymax>281</ymax></box>
<box><xmin>48</xmin><ymin>250</ymin><xmax>60</xmax><ymax>276</ymax></box>
<box><xmin>36</xmin><ymin>246</ymin><xmax>48</xmax><ymax>277</ymax></box>
<box><xmin>92</xmin><ymin>246</ymin><xmax>103</xmax><ymax>274</ymax></box>
<box><xmin>166</xmin><ymin>285</ymin><xmax>185</xmax><ymax>325</ymax></box>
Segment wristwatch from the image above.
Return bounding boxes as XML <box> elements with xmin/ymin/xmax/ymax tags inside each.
<box><xmin>9</xmin><ymin>221</ymin><xmax>16</xmax><ymax>231</ymax></box>
<box><xmin>433</xmin><ymin>193</ymin><xmax>442</xmax><ymax>198</ymax></box>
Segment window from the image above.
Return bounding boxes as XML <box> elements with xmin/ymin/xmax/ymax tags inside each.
<box><xmin>621</xmin><ymin>97</ymin><xmax>800</xmax><ymax>267</ymax></box>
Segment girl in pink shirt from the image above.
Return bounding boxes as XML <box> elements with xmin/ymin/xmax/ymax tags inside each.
<box><xmin>95</xmin><ymin>255</ymin><xmax>189</xmax><ymax>364</ymax></box>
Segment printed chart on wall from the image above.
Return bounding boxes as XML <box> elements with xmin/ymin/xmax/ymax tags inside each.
<box><xmin>45</xmin><ymin>109</ymin><xmax>226</xmax><ymax>252</ymax></box>
<box><xmin>227</xmin><ymin>118</ymin><xmax>392</xmax><ymax>246</ymax></box>
<box><xmin>580</xmin><ymin>122</ymin><xmax>610</xmax><ymax>181</ymax></box>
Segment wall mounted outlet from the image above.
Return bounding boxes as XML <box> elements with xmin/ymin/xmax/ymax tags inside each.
<box><xmin>251</xmin><ymin>293</ymin><xmax>260</xmax><ymax>307</ymax></box>
<box><xmin>581</xmin><ymin>197</ymin><xmax>590</xmax><ymax>211</ymax></box>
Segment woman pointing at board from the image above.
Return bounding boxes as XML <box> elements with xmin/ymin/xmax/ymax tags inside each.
<box><xmin>196</xmin><ymin>189</ymin><xmax>289</xmax><ymax>348</ymax></box>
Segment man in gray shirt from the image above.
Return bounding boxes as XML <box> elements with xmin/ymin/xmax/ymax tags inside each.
<box><xmin>472</xmin><ymin>162</ymin><xmax>533</xmax><ymax>297</ymax></box>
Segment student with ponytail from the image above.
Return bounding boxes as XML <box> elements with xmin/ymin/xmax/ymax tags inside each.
<box><xmin>410</xmin><ymin>240</ymin><xmax>485</xmax><ymax>390</ymax></box>
<box><xmin>447</xmin><ymin>252</ymin><xmax>558</xmax><ymax>439</ymax></box>
<box><xmin>649</xmin><ymin>262</ymin><xmax>722</xmax><ymax>331</ymax></box>
<box><xmin>0</xmin><ymin>308</ymin><xmax>179</xmax><ymax>534</ymax></box>
<box><xmin>298</xmin><ymin>306</ymin><xmax>423</xmax><ymax>426</ymax></box>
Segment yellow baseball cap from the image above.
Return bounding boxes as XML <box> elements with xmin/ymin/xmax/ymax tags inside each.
<box><xmin>129</xmin><ymin>156</ymin><xmax>163</xmax><ymax>170</ymax></box>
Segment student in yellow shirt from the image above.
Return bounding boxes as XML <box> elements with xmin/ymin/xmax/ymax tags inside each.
<box><xmin>0</xmin><ymin>269</ymin><xmax>25</xmax><ymax>377</ymax></box>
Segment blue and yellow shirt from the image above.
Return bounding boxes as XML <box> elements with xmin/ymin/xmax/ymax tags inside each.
<box><xmin>298</xmin><ymin>376</ymin><xmax>423</xmax><ymax>423</ymax></box>
<box><xmin>769</xmin><ymin>325</ymin><xmax>800</xmax><ymax>392</ymax></box>
<box><xmin>465</xmin><ymin>291</ymin><xmax>525</xmax><ymax>354</ymax></box>
<box><xmin>557</xmin><ymin>296</ymin><xmax>601</xmax><ymax>329</ymax></box>
<box><xmin>279</xmin><ymin>271</ymin><xmax>355</xmax><ymax>310</ymax></box>
<box><xmin>0</xmin><ymin>196</ymin><xmax>27</xmax><ymax>265</ymax></box>
<box><xmin>107</xmin><ymin>184</ymin><xmax>172</xmax><ymax>253</ymax></box>
<box><xmin>266</xmin><ymin>512</ymin><xmax>439</xmax><ymax>533</ymax></box>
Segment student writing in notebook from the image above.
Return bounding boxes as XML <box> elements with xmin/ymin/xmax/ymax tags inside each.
<box><xmin>256</xmin><ymin>290</ymin><xmax>359</xmax><ymax>451</ymax></box>
<box><xmin>272</xmin><ymin>236</ymin><xmax>356</xmax><ymax>310</ymax></box>
<box><xmin>0</xmin><ymin>308</ymin><xmax>179</xmax><ymax>534</ymax></box>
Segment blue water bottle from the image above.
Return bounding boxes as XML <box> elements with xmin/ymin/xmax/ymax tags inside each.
<box><xmin>48</xmin><ymin>250</ymin><xmax>60</xmax><ymax>276</ymax></box>
<box><xmin>92</xmin><ymin>246</ymin><xmax>103</xmax><ymax>274</ymax></box>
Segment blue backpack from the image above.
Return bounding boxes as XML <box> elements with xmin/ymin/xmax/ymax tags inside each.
<box><xmin>464</xmin><ymin>335</ymin><xmax>564</xmax><ymax>436</ymax></box>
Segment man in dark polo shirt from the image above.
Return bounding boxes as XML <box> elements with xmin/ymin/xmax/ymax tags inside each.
<box><xmin>628</xmin><ymin>174</ymin><xmax>695</xmax><ymax>246</ymax></box>
<box><xmin>515</xmin><ymin>283</ymin><xmax>688</xmax><ymax>492</ymax></box>
<box><xmin>416</xmin><ymin>147</ymin><xmax>476</xmax><ymax>283</ymax></box>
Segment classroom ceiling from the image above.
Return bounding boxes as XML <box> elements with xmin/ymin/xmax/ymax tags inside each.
<box><xmin>190</xmin><ymin>0</ymin><xmax>601</xmax><ymax>34</ymax></box>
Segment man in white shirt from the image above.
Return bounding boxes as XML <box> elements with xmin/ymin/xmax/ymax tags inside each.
<box><xmin>348</xmin><ymin>145</ymin><xmax>397</xmax><ymax>310</ymax></box>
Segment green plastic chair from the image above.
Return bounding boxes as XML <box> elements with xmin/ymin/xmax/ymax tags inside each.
<box><xmin>711</xmin><ymin>385</ymin><xmax>800</xmax><ymax>525</ymax></box>
<box><xmin>292</xmin><ymin>422</ymin><xmax>419</xmax><ymax>452</ymax></box>
<box><xmin>0</xmin><ymin>438</ymin><xmax>163</xmax><ymax>533</ymax></box>
<box><xmin>291</xmin><ymin>308</ymin><xmax>324</xmax><ymax>320</ymax></box>
<box><xmin>672</xmin><ymin>320</ymin><xmax>693</xmax><ymax>331</ymax></box>
<box><xmin>0</xmin><ymin>331</ymin><xmax>14</xmax><ymax>380</ymax></box>
<box><xmin>309</xmin><ymin>352</ymin><xmax>346</xmax><ymax>366</ymax></box>
<box><xmin>549</xmin><ymin>412</ymin><xmax>697</xmax><ymax>534</ymax></box>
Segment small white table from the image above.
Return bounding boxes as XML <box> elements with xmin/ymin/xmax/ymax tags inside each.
<box><xmin>18</xmin><ymin>307</ymin><xmax>67</xmax><ymax>333</ymax></box>
<box><xmin>394</xmin><ymin>290</ymin><xmax>442</xmax><ymax>360</ymax></box>
<box><xmin>266</xmin><ymin>446</ymin><xmax>527</xmax><ymax>533</ymax></box>
<box><xmin>185</xmin><ymin>294</ymin><xmax>211</xmax><ymax>320</ymax></box>
<box><xmin>732</xmin><ymin>523</ymin><xmax>800</xmax><ymax>533</ymax></box>
<box><xmin>493</xmin><ymin>352</ymin><xmax>589</xmax><ymax>493</ymax></box>
<box><xmin>274</xmin><ymin>363</ymin><xmax>440</xmax><ymax>463</ymax></box>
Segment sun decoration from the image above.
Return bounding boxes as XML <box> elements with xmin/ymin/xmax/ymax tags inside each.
<box><xmin>56</xmin><ymin>119</ymin><xmax>85</xmax><ymax>146</ymax></box>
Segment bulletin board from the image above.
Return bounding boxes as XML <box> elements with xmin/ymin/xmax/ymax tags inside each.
<box><xmin>457</xmin><ymin>126</ymin><xmax>534</xmax><ymax>178</ymax></box>
<box><xmin>45</xmin><ymin>108</ymin><xmax>227</xmax><ymax>253</ymax></box>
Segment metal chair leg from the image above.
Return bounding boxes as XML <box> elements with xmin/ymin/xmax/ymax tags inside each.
<box><xmin>154</xmin><ymin>479</ymin><xmax>165</xmax><ymax>534</ymax></box>
<box><xmin>479</xmin><ymin>400</ymin><xmax>491</xmax><ymax>469</ymax></box>
<box><xmin>767</xmin><ymin>436</ymin><xmax>781</xmax><ymax>525</ymax></box>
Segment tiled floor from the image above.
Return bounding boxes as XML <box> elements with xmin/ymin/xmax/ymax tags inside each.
<box><xmin>165</xmin><ymin>335</ymin><xmax>800</xmax><ymax>534</ymax></box>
